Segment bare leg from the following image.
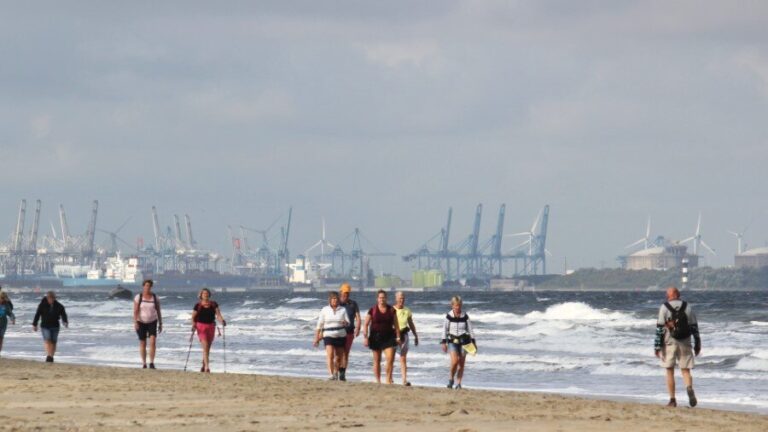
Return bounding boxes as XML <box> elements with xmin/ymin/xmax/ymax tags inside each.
<box><xmin>400</xmin><ymin>354</ymin><xmax>408</xmax><ymax>384</ymax></box>
<box><xmin>148</xmin><ymin>335</ymin><xmax>156</xmax><ymax>364</ymax></box>
<box><xmin>456</xmin><ymin>353</ymin><xmax>466</xmax><ymax>385</ymax></box>
<box><xmin>139</xmin><ymin>340</ymin><xmax>147</xmax><ymax>365</ymax></box>
<box><xmin>372</xmin><ymin>350</ymin><xmax>382</xmax><ymax>383</ymax></box>
<box><xmin>325</xmin><ymin>345</ymin><xmax>335</xmax><ymax>377</ymax></box>
<box><xmin>383</xmin><ymin>347</ymin><xmax>395</xmax><ymax>384</ymax></box>
<box><xmin>448</xmin><ymin>351</ymin><xmax>460</xmax><ymax>380</ymax></box>
<box><xmin>681</xmin><ymin>369</ymin><xmax>693</xmax><ymax>388</ymax></box>
<box><xmin>202</xmin><ymin>340</ymin><xmax>211</xmax><ymax>371</ymax></box>
<box><xmin>666</xmin><ymin>368</ymin><xmax>676</xmax><ymax>399</ymax></box>
<box><xmin>334</xmin><ymin>346</ymin><xmax>344</xmax><ymax>375</ymax></box>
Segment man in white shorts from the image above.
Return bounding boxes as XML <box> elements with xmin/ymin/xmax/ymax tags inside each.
<box><xmin>654</xmin><ymin>286</ymin><xmax>701</xmax><ymax>408</ymax></box>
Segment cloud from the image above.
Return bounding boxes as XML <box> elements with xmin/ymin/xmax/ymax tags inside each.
<box><xmin>359</xmin><ymin>40</ymin><xmax>440</xmax><ymax>69</ymax></box>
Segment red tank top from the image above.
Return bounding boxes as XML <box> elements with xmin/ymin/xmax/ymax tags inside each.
<box><xmin>369</xmin><ymin>305</ymin><xmax>395</xmax><ymax>335</ymax></box>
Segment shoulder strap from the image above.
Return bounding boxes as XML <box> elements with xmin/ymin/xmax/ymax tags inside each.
<box><xmin>663</xmin><ymin>302</ymin><xmax>676</xmax><ymax>314</ymax></box>
<box><xmin>680</xmin><ymin>301</ymin><xmax>687</xmax><ymax>313</ymax></box>
<box><xmin>138</xmin><ymin>294</ymin><xmax>142</xmax><ymax>308</ymax></box>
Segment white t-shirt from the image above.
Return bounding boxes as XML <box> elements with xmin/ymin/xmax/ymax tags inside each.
<box><xmin>134</xmin><ymin>294</ymin><xmax>159</xmax><ymax>323</ymax></box>
<box><xmin>317</xmin><ymin>305</ymin><xmax>350</xmax><ymax>338</ymax></box>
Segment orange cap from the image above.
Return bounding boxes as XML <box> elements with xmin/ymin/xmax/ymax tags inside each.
<box><xmin>340</xmin><ymin>283</ymin><xmax>352</xmax><ymax>293</ymax></box>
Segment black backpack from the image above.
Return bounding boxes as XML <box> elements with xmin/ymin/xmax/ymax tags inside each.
<box><xmin>664</xmin><ymin>301</ymin><xmax>691</xmax><ymax>340</ymax></box>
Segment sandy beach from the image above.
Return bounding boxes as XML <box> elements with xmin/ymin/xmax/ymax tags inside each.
<box><xmin>0</xmin><ymin>359</ymin><xmax>765</xmax><ymax>431</ymax></box>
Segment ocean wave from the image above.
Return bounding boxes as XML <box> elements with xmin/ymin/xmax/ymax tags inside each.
<box><xmin>284</xmin><ymin>297</ymin><xmax>320</xmax><ymax>304</ymax></box>
<box><xmin>750</xmin><ymin>321</ymin><xmax>768</xmax><ymax>327</ymax></box>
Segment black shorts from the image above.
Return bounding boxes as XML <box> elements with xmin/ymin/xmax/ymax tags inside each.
<box><xmin>323</xmin><ymin>336</ymin><xmax>346</xmax><ymax>347</ymax></box>
<box><xmin>136</xmin><ymin>321</ymin><xmax>158</xmax><ymax>341</ymax></box>
<box><xmin>368</xmin><ymin>332</ymin><xmax>396</xmax><ymax>351</ymax></box>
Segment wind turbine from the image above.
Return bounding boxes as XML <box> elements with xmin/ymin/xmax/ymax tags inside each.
<box><xmin>98</xmin><ymin>216</ymin><xmax>133</xmax><ymax>254</ymax></box>
<box><xmin>506</xmin><ymin>207</ymin><xmax>551</xmax><ymax>256</ymax></box>
<box><xmin>681</xmin><ymin>213</ymin><xmax>715</xmax><ymax>256</ymax></box>
<box><xmin>626</xmin><ymin>216</ymin><xmax>652</xmax><ymax>250</ymax></box>
<box><xmin>727</xmin><ymin>218</ymin><xmax>753</xmax><ymax>255</ymax></box>
<box><xmin>305</xmin><ymin>218</ymin><xmax>335</xmax><ymax>257</ymax></box>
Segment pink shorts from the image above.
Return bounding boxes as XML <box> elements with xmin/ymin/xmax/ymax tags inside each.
<box><xmin>196</xmin><ymin>322</ymin><xmax>216</xmax><ymax>343</ymax></box>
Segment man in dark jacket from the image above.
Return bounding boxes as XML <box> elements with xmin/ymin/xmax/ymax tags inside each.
<box><xmin>32</xmin><ymin>291</ymin><xmax>68</xmax><ymax>363</ymax></box>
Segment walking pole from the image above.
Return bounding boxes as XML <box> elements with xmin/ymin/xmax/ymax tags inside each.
<box><xmin>222</xmin><ymin>324</ymin><xmax>227</xmax><ymax>373</ymax></box>
<box><xmin>216</xmin><ymin>325</ymin><xmax>227</xmax><ymax>373</ymax></box>
<box><xmin>183</xmin><ymin>327</ymin><xmax>196</xmax><ymax>372</ymax></box>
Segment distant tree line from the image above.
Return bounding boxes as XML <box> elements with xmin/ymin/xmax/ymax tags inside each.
<box><xmin>538</xmin><ymin>266</ymin><xmax>768</xmax><ymax>289</ymax></box>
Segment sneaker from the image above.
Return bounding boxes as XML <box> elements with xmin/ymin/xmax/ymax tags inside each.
<box><xmin>687</xmin><ymin>387</ymin><xmax>697</xmax><ymax>408</ymax></box>
<box><xmin>339</xmin><ymin>369</ymin><xmax>346</xmax><ymax>381</ymax></box>
<box><xmin>142</xmin><ymin>364</ymin><xmax>147</xmax><ymax>369</ymax></box>
<box><xmin>45</xmin><ymin>356</ymin><xmax>53</xmax><ymax>363</ymax></box>
<box><xmin>667</xmin><ymin>399</ymin><xmax>677</xmax><ymax>408</ymax></box>
<box><xmin>404</xmin><ymin>382</ymin><xmax>412</xmax><ymax>386</ymax></box>
<box><xmin>454</xmin><ymin>384</ymin><xmax>462</xmax><ymax>390</ymax></box>
<box><xmin>205</xmin><ymin>368</ymin><xmax>210</xmax><ymax>373</ymax></box>
<box><xmin>201</xmin><ymin>366</ymin><xmax>206</xmax><ymax>372</ymax></box>
<box><xmin>149</xmin><ymin>363</ymin><xmax>155</xmax><ymax>369</ymax></box>
<box><xmin>328</xmin><ymin>376</ymin><xmax>337</xmax><ymax>381</ymax></box>
<box><xmin>447</xmin><ymin>379</ymin><xmax>454</xmax><ymax>389</ymax></box>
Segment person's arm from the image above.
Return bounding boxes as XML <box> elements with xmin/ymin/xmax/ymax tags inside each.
<box><xmin>408</xmin><ymin>315</ymin><xmax>418</xmax><ymax>346</ymax></box>
<box><xmin>133</xmin><ymin>296</ymin><xmax>140</xmax><ymax>330</ymax></box>
<box><xmin>466</xmin><ymin>315</ymin><xmax>476</xmax><ymax>350</ymax></box>
<box><xmin>6</xmin><ymin>306</ymin><xmax>15</xmax><ymax>325</ymax></box>
<box><xmin>191</xmin><ymin>308</ymin><xmax>199</xmax><ymax>329</ymax></box>
<box><xmin>60</xmin><ymin>304</ymin><xmax>68</xmax><ymax>328</ymax></box>
<box><xmin>654</xmin><ymin>305</ymin><xmax>665</xmax><ymax>357</ymax></box>
<box><xmin>32</xmin><ymin>303</ymin><xmax>41</xmax><ymax>331</ymax></box>
<box><xmin>441</xmin><ymin>316</ymin><xmax>449</xmax><ymax>353</ymax></box>
<box><xmin>215</xmin><ymin>305</ymin><xmax>226</xmax><ymax>327</ymax></box>
<box><xmin>314</xmin><ymin>309</ymin><xmax>325</xmax><ymax>347</ymax></box>
<box><xmin>354</xmin><ymin>304</ymin><xmax>362</xmax><ymax>337</ymax></box>
<box><xmin>393</xmin><ymin>311</ymin><xmax>401</xmax><ymax>344</ymax></box>
<box><xmin>155</xmin><ymin>296</ymin><xmax>163</xmax><ymax>333</ymax></box>
<box><xmin>362</xmin><ymin>312</ymin><xmax>371</xmax><ymax>347</ymax></box>
<box><xmin>689</xmin><ymin>306</ymin><xmax>701</xmax><ymax>356</ymax></box>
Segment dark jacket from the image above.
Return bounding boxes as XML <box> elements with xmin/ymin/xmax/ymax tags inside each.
<box><xmin>33</xmin><ymin>298</ymin><xmax>68</xmax><ymax>328</ymax></box>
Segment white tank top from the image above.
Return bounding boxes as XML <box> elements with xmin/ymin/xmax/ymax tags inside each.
<box><xmin>135</xmin><ymin>294</ymin><xmax>159</xmax><ymax>323</ymax></box>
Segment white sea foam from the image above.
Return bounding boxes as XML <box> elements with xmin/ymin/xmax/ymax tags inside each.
<box><xmin>284</xmin><ymin>297</ymin><xmax>320</xmax><ymax>304</ymax></box>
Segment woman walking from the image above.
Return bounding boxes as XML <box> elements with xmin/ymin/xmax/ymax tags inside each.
<box><xmin>394</xmin><ymin>291</ymin><xmax>418</xmax><ymax>386</ymax></box>
<box><xmin>133</xmin><ymin>280</ymin><xmax>163</xmax><ymax>369</ymax></box>
<box><xmin>363</xmin><ymin>290</ymin><xmax>401</xmax><ymax>384</ymax></box>
<box><xmin>441</xmin><ymin>295</ymin><xmax>476</xmax><ymax>390</ymax></box>
<box><xmin>191</xmin><ymin>288</ymin><xmax>226</xmax><ymax>373</ymax></box>
<box><xmin>314</xmin><ymin>291</ymin><xmax>350</xmax><ymax>380</ymax></box>
<box><xmin>32</xmin><ymin>291</ymin><xmax>68</xmax><ymax>363</ymax></box>
<box><xmin>0</xmin><ymin>291</ymin><xmax>16</xmax><ymax>356</ymax></box>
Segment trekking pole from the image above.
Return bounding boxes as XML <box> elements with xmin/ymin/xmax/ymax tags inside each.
<box><xmin>216</xmin><ymin>325</ymin><xmax>227</xmax><ymax>373</ymax></box>
<box><xmin>183</xmin><ymin>327</ymin><xmax>196</xmax><ymax>372</ymax></box>
<box><xmin>222</xmin><ymin>324</ymin><xmax>227</xmax><ymax>374</ymax></box>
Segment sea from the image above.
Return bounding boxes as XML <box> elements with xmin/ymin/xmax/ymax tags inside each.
<box><xmin>2</xmin><ymin>288</ymin><xmax>766</xmax><ymax>413</ymax></box>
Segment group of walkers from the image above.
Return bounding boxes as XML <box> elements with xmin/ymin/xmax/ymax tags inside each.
<box><xmin>314</xmin><ymin>285</ymin><xmax>478</xmax><ymax>389</ymax></box>
<box><xmin>0</xmin><ymin>282</ymin><xmax>703</xmax><ymax>406</ymax></box>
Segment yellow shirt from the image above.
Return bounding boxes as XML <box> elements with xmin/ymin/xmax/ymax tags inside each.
<box><xmin>395</xmin><ymin>306</ymin><xmax>412</xmax><ymax>331</ymax></box>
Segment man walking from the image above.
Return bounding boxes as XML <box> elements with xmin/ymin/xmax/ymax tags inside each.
<box><xmin>32</xmin><ymin>291</ymin><xmax>68</xmax><ymax>363</ymax></box>
<box><xmin>338</xmin><ymin>283</ymin><xmax>361</xmax><ymax>381</ymax></box>
<box><xmin>654</xmin><ymin>286</ymin><xmax>701</xmax><ymax>407</ymax></box>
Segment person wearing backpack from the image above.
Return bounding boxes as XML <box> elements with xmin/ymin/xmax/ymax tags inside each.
<box><xmin>0</xmin><ymin>291</ymin><xmax>16</xmax><ymax>356</ymax></box>
<box><xmin>133</xmin><ymin>279</ymin><xmax>163</xmax><ymax>369</ymax></box>
<box><xmin>654</xmin><ymin>286</ymin><xmax>701</xmax><ymax>408</ymax></box>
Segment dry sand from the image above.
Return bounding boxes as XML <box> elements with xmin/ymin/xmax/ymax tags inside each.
<box><xmin>0</xmin><ymin>359</ymin><xmax>765</xmax><ymax>431</ymax></box>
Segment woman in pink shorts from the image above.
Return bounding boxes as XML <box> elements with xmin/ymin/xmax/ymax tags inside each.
<box><xmin>191</xmin><ymin>288</ymin><xmax>226</xmax><ymax>373</ymax></box>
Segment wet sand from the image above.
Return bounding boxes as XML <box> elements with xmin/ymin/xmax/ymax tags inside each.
<box><xmin>0</xmin><ymin>359</ymin><xmax>765</xmax><ymax>431</ymax></box>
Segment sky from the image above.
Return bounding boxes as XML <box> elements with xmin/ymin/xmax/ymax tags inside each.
<box><xmin>1</xmin><ymin>1</ymin><xmax>767</xmax><ymax>275</ymax></box>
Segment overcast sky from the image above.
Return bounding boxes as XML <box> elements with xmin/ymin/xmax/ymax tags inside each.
<box><xmin>1</xmin><ymin>1</ymin><xmax>767</xmax><ymax>274</ymax></box>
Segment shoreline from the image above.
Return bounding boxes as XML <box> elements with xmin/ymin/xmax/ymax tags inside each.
<box><xmin>0</xmin><ymin>359</ymin><xmax>766</xmax><ymax>431</ymax></box>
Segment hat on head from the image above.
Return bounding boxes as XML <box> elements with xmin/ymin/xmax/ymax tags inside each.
<box><xmin>340</xmin><ymin>283</ymin><xmax>352</xmax><ymax>293</ymax></box>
